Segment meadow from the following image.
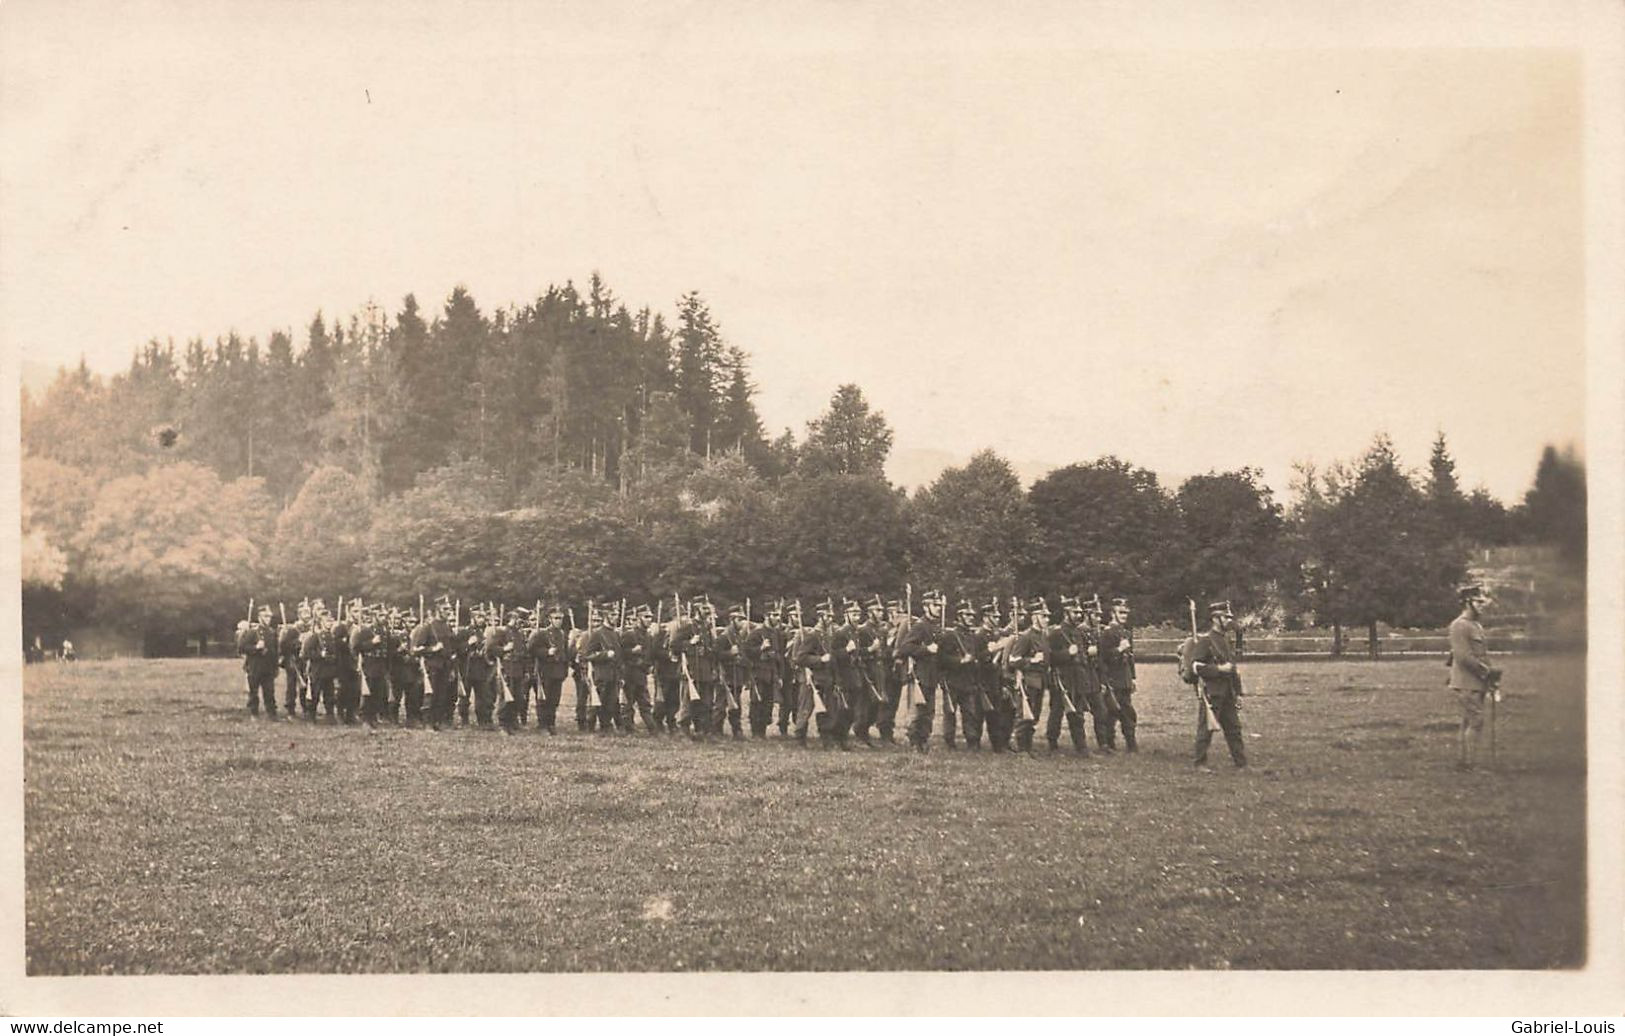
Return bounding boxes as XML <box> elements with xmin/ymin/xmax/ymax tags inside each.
<box><xmin>23</xmin><ymin>654</ymin><xmax>1585</xmax><ymax>973</ymax></box>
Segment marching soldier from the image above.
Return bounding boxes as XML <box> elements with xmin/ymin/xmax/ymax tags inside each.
<box><xmin>1448</xmin><ymin>583</ymin><xmax>1500</xmax><ymax>771</ymax></box>
<box><xmin>1005</xmin><ymin>596</ymin><xmax>1052</xmax><ymax>755</ymax></box>
<box><xmin>301</xmin><ymin>600</ymin><xmax>339</xmax><ymax>723</ymax></box>
<box><xmin>528</xmin><ymin>605</ymin><xmax>570</xmax><ymax>735</ymax></box>
<box><xmin>897</xmin><ymin>590</ymin><xmax>946</xmax><ymax>752</ymax></box>
<box><xmin>1099</xmin><ymin>596</ymin><xmax>1138</xmax><ymax>751</ymax></box>
<box><xmin>620</xmin><ymin>604</ymin><xmax>659</xmax><ymax>733</ymax></box>
<box><xmin>454</xmin><ymin>606</ymin><xmax>484</xmax><ymax>727</ymax></box>
<box><xmin>235</xmin><ymin>603</ymin><xmax>280</xmax><ymax>719</ymax></box>
<box><xmin>410</xmin><ymin>597</ymin><xmax>458</xmax><ymax>732</ymax></box>
<box><xmin>1189</xmin><ymin>599</ymin><xmax>1247</xmax><ymax>768</ymax></box>
<box><xmin>1046</xmin><ymin>597</ymin><xmax>1091</xmax><ymax>755</ymax></box>
<box><xmin>743</xmin><ymin>599</ymin><xmax>785</xmax><ymax>738</ymax></box>
<box><xmin>386</xmin><ymin>607</ymin><xmax>423</xmax><ymax>727</ymax></box>
<box><xmin>278</xmin><ymin>601</ymin><xmax>310</xmax><ymax>719</ymax></box>
<box><xmin>940</xmin><ymin>599</ymin><xmax>986</xmax><ymax>749</ymax></box>
<box><xmin>579</xmin><ymin>603</ymin><xmax>623</xmax><ymax>734</ymax></box>
<box><xmin>351</xmin><ymin>605</ymin><xmax>390</xmax><ymax>729</ymax></box>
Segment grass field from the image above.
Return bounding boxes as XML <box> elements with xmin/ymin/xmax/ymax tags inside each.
<box><xmin>23</xmin><ymin>654</ymin><xmax>1585</xmax><ymax>974</ymax></box>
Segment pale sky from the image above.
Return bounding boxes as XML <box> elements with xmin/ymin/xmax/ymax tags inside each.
<box><xmin>1</xmin><ymin>2</ymin><xmax>1586</xmax><ymax>503</ymax></box>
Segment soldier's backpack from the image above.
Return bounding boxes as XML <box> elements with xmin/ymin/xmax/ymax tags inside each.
<box><xmin>1177</xmin><ymin>635</ymin><xmax>1200</xmax><ymax>685</ymax></box>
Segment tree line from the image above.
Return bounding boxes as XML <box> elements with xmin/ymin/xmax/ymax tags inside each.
<box><xmin>19</xmin><ymin>275</ymin><xmax>1586</xmax><ymax>656</ymax></box>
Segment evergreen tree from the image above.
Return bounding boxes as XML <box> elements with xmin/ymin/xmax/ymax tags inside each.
<box><xmin>1523</xmin><ymin>444</ymin><xmax>1586</xmax><ymax>563</ymax></box>
<box><xmin>799</xmin><ymin>384</ymin><xmax>894</xmax><ymax>478</ymax></box>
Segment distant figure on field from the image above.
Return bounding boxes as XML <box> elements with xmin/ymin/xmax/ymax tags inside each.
<box><xmin>58</xmin><ymin>639</ymin><xmax>76</xmax><ymax>663</ymax></box>
<box><xmin>1447</xmin><ymin>583</ymin><xmax>1501</xmax><ymax>771</ymax></box>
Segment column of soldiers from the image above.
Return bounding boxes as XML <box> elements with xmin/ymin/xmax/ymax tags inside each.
<box><xmin>235</xmin><ymin>590</ymin><xmax>1148</xmax><ymax>757</ymax></box>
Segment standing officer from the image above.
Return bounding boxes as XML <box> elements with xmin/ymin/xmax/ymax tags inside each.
<box><xmin>528</xmin><ymin>605</ymin><xmax>570</xmax><ymax>735</ymax></box>
<box><xmin>1448</xmin><ymin>584</ymin><xmax>1500</xmax><ymax>771</ymax></box>
<box><xmin>743</xmin><ymin>600</ymin><xmax>785</xmax><ymax>738</ymax></box>
<box><xmin>1189</xmin><ymin>599</ymin><xmax>1247</xmax><ymax>768</ymax></box>
<box><xmin>1006</xmin><ymin>597</ymin><xmax>1052</xmax><ymax>755</ymax></box>
<box><xmin>897</xmin><ymin>591</ymin><xmax>945</xmax><ymax>752</ymax></box>
<box><xmin>1099</xmin><ymin>596</ymin><xmax>1138</xmax><ymax>751</ymax></box>
<box><xmin>236</xmin><ymin>603</ymin><xmax>280</xmax><ymax>719</ymax></box>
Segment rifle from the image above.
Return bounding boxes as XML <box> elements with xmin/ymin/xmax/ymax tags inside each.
<box><xmin>1188</xmin><ymin>597</ymin><xmax>1223</xmax><ymax>735</ymax></box>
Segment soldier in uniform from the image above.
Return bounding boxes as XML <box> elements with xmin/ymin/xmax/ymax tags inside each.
<box><xmin>1447</xmin><ymin>584</ymin><xmax>1500</xmax><ymax>771</ymax></box>
<box><xmin>650</xmin><ymin>604</ymin><xmax>683</xmax><ymax>734</ymax></box>
<box><xmin>794</xmin><ymin>599</ymin><xmax>847</xmax><ymax>749</ymax></box>
<box><xmin>1189</xmin><ymin>599</ymin><xmax>1247</xmax><ymax>768</ymax></box>
<box><xmin>675</xmin><ymin>597</ymin><xmax>717</xmax><ymax>739</ymax></box>
<box><xmin>743</xmin><ymin>599</ymin><xmax>785</xmax><ymax>738</ymax></box>
<box><xmin>328</xmin><ymin>601</ymin><xmax>360</xmax><ymax>725</ymax></box>
<box><xmin>493</xmin><ymin>607</ymin><xmax>526</xmax><ymax>734</ymax></box>
<box><xmin>1099</xmin><ymin>596</ymin><xmax>1138</xmax><ymax>751</ymax></box>
<box><xmin>847</xmin><ymin>596</ymin><xmax>888</xmax><ymax>747</ymax></box>
<box><xmin>236</xmin><ymin>604</ymin><xmax>280</xmax><ymax>719</ymax></box>
<box><xmin>1044</xmin><ymin>597</ymin><xmax>1091</xmax><ymax>755</ymax></box>
<box><xmin>777</xmin><ymin>601</ymin><xmax>805</xmax><ymax>737</ymax></box>
<box><xmin>350</xmin><ymin>605</ymin><xmax>390</xmax><ymax>729</ymax></box>
<box><xmin>620</xmin><ymin>604</ymin><xmax>659</xmax><ymax>733</ymax></box>
<box><xmin>278</xmin><ymin>601</ymin><xmax>310</xmax><ymax>719</ymax></box>
<box><xmin>938</xmin><ymin>600</ymin><xmax>986</xmax><ymax>749</ymax></box>
<box><xmin>884</xmin><ymin>600</ymin><xmax>910</xmax><ymax>746</ymax></box>
<box><xmin>1006</xmin><ymin>597</ymin><xmax>1052</xmax><ymax>755</ymax></box>
<box><xmin>300</xmin><ymin>601</ymin><xmax>339</xmax><ymax>723</ymax></box>
<box><xmin>410</xmin><ymin>597</ymin><xmax>458</xmax><ymax>732</ymax></box>
<box><xmin>896</xmin><ymin>591</ymin><xmax>946</xmax><ymax>752</ymax></box>
<box><xmin>712</xmin><ymin>604</ymin><xmax>750</xmax><ymax>739</ymax></box>
<box><xmin>527</xmin><ymin>605</ymin><xmax>570</xmax><ymax>735</ymax></box>
<box><xmin>387</xmin><ymin>607</ymin><xmax>423</xmax><ymax>727</ymax></box>
<box><xmin>828</xmin><ymin>599</ymin><xmax>867</xmax><ymax>746</ymax></box>
<box><xmin>579</xmin><ymin>603</ymin><xmax>623</xmax><ymax>734</ymax></box>
<box><xmin>976</xmin><ymin>602</ymin><xmax>1011</xmax><ymax>751</ymax></box>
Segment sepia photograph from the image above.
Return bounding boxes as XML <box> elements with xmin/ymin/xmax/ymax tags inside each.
<box><xmin>2</xmin><ymin>0</ymin><xmax>1621</xmax><ymax>1020</ymax></box>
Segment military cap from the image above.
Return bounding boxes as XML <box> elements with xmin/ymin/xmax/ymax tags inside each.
<box><xmin>1085</xmin><ymin>597</ymin><xmax>1104</xmax><ymax>614</ymax></box>
<box><xmin>636</xmin><ymin>603</ymin><xmax>654</xmax><ymax>618</ymax></box>
<box><xmin>815</xmin><ymin>598</ymin><xmax>835</xmax><ymax>616</ymax></box>
<box><xmin>727</xmin><ymin>604</ymin><xmax>747</xmax><ymax>619</ymax></box>
<box><xmin>1208</xmin><ymin>599</ymin><xmax>1233</xmax><ymax>615</ymax></box>
<box><xmin>956</xmin><ymin>599</ymin><xmax>976</xmax><ymax>616</ymax></box>
<box><xmin>509</xmin><ymin>606</ymin><xmax>531</xmax><ymax>622</ymax></box>
<box><xmin>868</xmin><ymin>594</ymin><xmax>885</xmax><ymax>611</ymax></box>
<box><xmin>1111</xmin><ymin>596</ymin><xmax>1129</xmax><ymax>609</ymax></box>
<box><xmin>547</xmin><ymin>603</ymin><xmax>564</xmax><ymax>617</ymax></box>
<box><xmin>1028</xmin><ymin>596</ymin><xmax>1049</xmax><ymax>613</ymax></box>
<box><xmin>843</xmin><ymin>598</ymin><xmax>862</xmax><ymax>613</ymax></box>
<box><xmin>1059</xmin><ymin>595</ymin><xmax>1081</xmax><ymax>610</ymax></box>
<box><xmin>765</xmin><ymin>598</ymin><xmax>784</xmax><ymax>614</ymax></box>
<box><xmin>1456</xmin><ymin>583</ymin><xmax>1488</xmax><ymax>602</ymax></box>
<box><xmin>980</xmin><ymin>602</ymin><xmax>1001</xmax><ymax>619</ymax></box>
<box><xmin>886</xmin><ymin>598</ymin><xmax>903</xmax><ymax>611</ymax></box>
